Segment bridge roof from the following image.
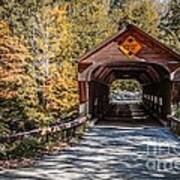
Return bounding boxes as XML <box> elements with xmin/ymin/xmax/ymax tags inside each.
<box><xmin>78</xmin><ymin>24</ymin><xmax>180</xmax><ymax>73</ymax></box>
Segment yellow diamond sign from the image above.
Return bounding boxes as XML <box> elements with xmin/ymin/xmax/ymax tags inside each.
<box><xmin>119</xmin><ymin>36</ymin><xmax>142</xmax><ymax>57</ymax></box>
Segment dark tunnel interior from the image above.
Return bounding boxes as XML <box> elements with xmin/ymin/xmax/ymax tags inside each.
<box><xmin>87</xmin><ymin>61</ymin><xmax>171</xmax><ymax>123</ymax></box>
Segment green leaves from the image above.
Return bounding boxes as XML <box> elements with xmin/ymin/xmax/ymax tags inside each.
<box><xmin>70</xmin><ymin>0</ymin><xmax>118</xmax><ymax>56</ymax></box>
<box><xmin>111</xmin><ymin>0</ymin><xmax>161</xmax><ymax>37</ymax></box>
<box><xmin>175</xmin><ymin>107</ymin><xmax>180</xmax><ymax>119</ymax></box>
<box><xmin>160</xmin><ymin>0</ymin><xmax>180</xmax><ymax>51</ymax></box>
<box><xmin>110</xmin><ymin>79</ymin><xmax>141</xmax><ymax>93</ymax></box>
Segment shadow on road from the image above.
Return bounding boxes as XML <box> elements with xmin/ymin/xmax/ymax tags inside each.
<box><xmin>0</xmin><ymin>122</ymin><xmax>180</xmax><ymax>180</ymax></box>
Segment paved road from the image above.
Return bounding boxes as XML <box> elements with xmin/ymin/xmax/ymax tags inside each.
<box><xmin>0</xmin><ymin>122</ymin><xmax>180</xmax><ymax>180</ymax></box>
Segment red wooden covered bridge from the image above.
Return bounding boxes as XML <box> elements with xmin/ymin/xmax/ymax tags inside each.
<box><xmin>77</xmin><ymin>24</ymin><xmax>180</xmax><ymax>122</ymax></box>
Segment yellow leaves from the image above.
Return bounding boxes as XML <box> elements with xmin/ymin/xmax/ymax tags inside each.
<box><xmin>0</xmin><ymin>20</ymin><xmax>11</xmax><ymax>36</ymax></box>
<box><xmin>0</xmin><ymin>21</ymin><xmax>30</xmax><ymax>100</ymax></box>
<box><xmin>0</xmin><ymin>35</ymin><xmax>30</xmax><ymax>61</ymax></box>
<box><xmin>123</xmin><ymin>0</ymin><xmax>160</xmax><ymax>37</ymax></box>
<box><xmin>33</xmin><ymin>4</ymin><xmax>73</xmax><ymax>67</ymax></box>
<box><xmin>0</xmin><ymin>91</ymin><xmax>17</xmax><ymax>99</ymax></box>
<box><xmin>51</xmin><ymin>4</ymin><xmax>69</xmax><ymax>16</ymax></box>
<box><xmin>41</xmin><ymin>61</ymin><xmax>79</xmax><ymax>117</ymax></box>
<box><xmin>49</xmin><ymin>4</ymin><xmax>69</xmax><ymax>28</ymax></box>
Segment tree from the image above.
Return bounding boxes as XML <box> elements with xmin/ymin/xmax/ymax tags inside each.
<box><xmin>0</xmin><ymin>20</ymin><xmax>34</xmax><ymax>133</ymax></box>
<box><xmin>110</xmin><ymin>0</ymin><xmax>161</xmax><ymax>37</ymax></box>
<box><xmin>69</xmin><ymin>0</ymin><xmax>118</xmax><ymax>56</ymax></box>
<box><xmin>45</xmin><ymin>61</ymin><xmax>79</xmax><ymax>119</ymax></box>
<box><xmin>110</xmin><ymin>79</ymin><xmax>141</xmax><ymax>92</ymax></box>
<box><xmin>160</xmin><ymin>0</ymin><xmax>180</xmax><ymax>51</ymax></box>
<box><xmin>0</xmin><ymin>2</ymin><xmax>78</xmax><ymax>125</ymax></box>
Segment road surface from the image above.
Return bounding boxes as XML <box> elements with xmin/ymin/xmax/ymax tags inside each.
<box><xmin>0</xmin><ymin>122</ymin><xmax>180</xmax><ymax>180</ymax></box>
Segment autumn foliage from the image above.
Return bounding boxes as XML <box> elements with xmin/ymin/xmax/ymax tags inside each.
<box><xmin>0</xmin><ymin>18</ymin><xmax>78</xmax><ymax>134</ymax></box>
<box><xmin>0</xmin><ymin>21</ymin><xmax>29</xmax><ymax>99</ymax></box>
<box><xmin>45</xmin><ymin>61</ymin><xmax>79</xmax><ymax>118</ymax></box>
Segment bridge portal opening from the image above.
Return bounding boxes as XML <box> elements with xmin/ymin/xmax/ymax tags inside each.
<box><xmin>109</xmin><ymin>79</ymin><xmax>142</xmax><ymax>104</ymax></box>
<box><xmin>80</xmin><ymin>61</ymin><xmax>171</xmax><ymax>123</ymax></box>
<box><xmin>105</xmin><ymin>79</ymin><xmax>145</xmax><ymax>124</ymax></box>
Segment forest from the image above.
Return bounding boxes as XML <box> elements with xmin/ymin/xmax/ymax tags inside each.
<box><xmin>0</xmin><ymin>0</ymin><xmax>179</xmax><ymax>160</ymax></box>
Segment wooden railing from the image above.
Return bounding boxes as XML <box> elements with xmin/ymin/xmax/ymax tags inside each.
<box><xmin>167</xmin><ymin>115</ymin><xmax>180</xmax><ymax>135</ymax></box>
<box><xmin>143</xmin><ymin>94</ymin><xmax>164</xmax><ymax>117</ymax></box>
<box><xmin>0</xmin><ymin>116</ymin><xmax>87</xmax><ymax>144</ymax></box>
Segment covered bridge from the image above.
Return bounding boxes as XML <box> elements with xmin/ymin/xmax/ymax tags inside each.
<box><xmin>77</xmin><ymin>24</ymin><xmax>180</xmax><ymax>121</ymax></box>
